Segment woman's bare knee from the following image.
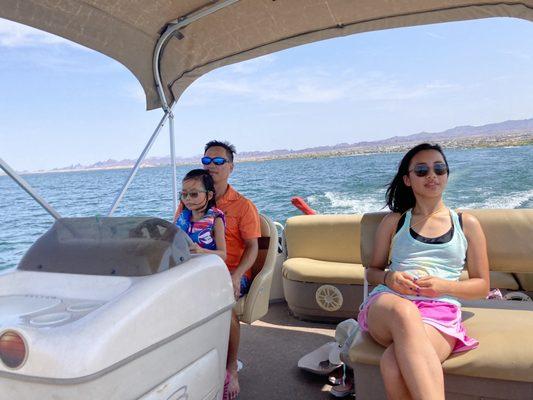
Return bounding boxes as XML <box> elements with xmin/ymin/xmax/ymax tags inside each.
<box><xmin>389</xmin><ymin>301</ymin><xmax>422</xmax><ymax>330</ymax></box>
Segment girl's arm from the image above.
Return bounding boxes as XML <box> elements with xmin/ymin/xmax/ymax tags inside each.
<box><xmin>211</xmin><ymin>217</ymin><xmax>227</xmax><ymax>260</ymax></box>
<box><xmin>366</xmin><ymin>213</ymin><xmax>419</xmax><ymax>295</ymax></box>
<box><xmin>190</xmin><ymin>217</ymin><xmax>227</xmax><ymax>260</ymax></box>
<box><xmin>417</xmin><ymin>213</ymin><xmax>490</xmax><ymax>299</ymax></box>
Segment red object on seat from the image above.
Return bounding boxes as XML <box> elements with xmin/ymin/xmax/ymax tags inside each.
<box><xmin>291</xmin><ymin>197</ymin><xmax>317</xmax><ymax>215</ymax></box>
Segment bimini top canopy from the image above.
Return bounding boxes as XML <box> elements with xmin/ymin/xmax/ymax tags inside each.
<box><xmin>1</xmin><ymin>1</ymin><xmax>532</xmax><ymax>110</ymax></box>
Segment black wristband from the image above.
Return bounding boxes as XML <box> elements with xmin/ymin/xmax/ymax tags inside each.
<box><xmin>383</xmin><ymin>270</ymin><xmax>390</xmax><ymax>286</ymax></box>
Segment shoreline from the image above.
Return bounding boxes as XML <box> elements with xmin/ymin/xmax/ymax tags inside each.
<box><xmin>3</xmin><ymin>138</ymin><xmax>532</xmax><ymax>176</ymax></box>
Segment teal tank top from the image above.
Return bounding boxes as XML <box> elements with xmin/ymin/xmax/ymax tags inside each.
<box><xmin>367</xmin><ymin>209</ymin><xmax>467</xmax><ymax>307</ymax></box>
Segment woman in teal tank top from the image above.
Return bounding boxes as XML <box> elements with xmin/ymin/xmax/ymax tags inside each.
<box><xmin>358</xmin><ymin>143</ymin><xmax>490</xmax><ymax>400</ymax></box>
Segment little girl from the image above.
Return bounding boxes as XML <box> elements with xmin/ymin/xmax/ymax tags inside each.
<box><xmin>359</xmin><ymin>143</ymin><xmax>490</xmax><ymax>400</ymax></box>
<box><xmin>175</xmin><ymin>169</ymin><xmax>226</xmax><ymax>260</ymax></box>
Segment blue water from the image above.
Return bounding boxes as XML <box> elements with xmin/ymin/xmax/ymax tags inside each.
<box><xmin>1</xmin><ymin>146</ymin><xmax>532</xmax><ymax>270</ymax></box>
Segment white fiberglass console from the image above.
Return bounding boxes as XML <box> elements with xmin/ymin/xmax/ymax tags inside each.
<box><xmin>0</xmin><ymin>217</ymin><xmax>234</xmax><ymax>400</ymax></box>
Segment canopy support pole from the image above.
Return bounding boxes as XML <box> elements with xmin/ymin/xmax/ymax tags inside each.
<box><xmin>152</xmin><ymin>0</ymin><xmax>240</xmax><ymax>216</ymax></box>
<box><xmin>107</xmin><ymin>106</ymin><xmax>174</xmax><ymax>216</ymax></box>
<box><xmin>0</xmin><ymin>157</ymin><xmax>61</xmax><ymax>220</ymax></box>
<box><xmin>152</xmin><ymin>0</ymin><xmax>240</xmax><ymax>111</ymax></box>
<box><xmin>168</xmin><ymin>110</ymin><xmax>177</xmax><ymax>215</ymax></box>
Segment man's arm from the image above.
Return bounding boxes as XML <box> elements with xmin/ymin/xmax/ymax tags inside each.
<box><xmin>230</xmin><ymin>238</ymin><xmax>258</xmax><ymax>298</ymax></box>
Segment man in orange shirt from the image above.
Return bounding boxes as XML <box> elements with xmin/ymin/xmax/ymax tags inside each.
<box><xmin>176</xmin><ymin>140</ymin><xmax>260</xmax><ymax>399</ymax></box>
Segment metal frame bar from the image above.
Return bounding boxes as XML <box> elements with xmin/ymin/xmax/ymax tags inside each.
<box><xmin>0</xmin><ymin>158</ymin><xmax>61</xmax><ymax>220</ymax></box>
<box><xmin>107</xmin><ymin>106</ymin><xmax>174</xmax><ymax>216</ymax></box>
<box><xmin>152</xmin><ymin>0</ymin><xmax>240</xmax><ymax>111</ymax></box>
<box><xmin>168</xmin><ymin>111</ymin><xmax>177</xmax><ymax>214</ymax></box>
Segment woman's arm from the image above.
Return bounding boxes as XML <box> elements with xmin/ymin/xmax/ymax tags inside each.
<box><xmin>366</xmin><ymin>213</ymin><xmax>419</xmax><ymax>294</ymax></box>
<box><xmin>417</xmin><ymin>213</ymin><xmax>490</xmax><ymax>299</ymax></box>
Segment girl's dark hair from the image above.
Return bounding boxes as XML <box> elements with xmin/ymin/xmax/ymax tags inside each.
<box><xmin>385</xmin><ymin>143</ymin><xmax>449</xmax><ymax>213</ymax></box>
<box><xmin>182</xmin><ymin>169</ymin><xmax>216</xmax><ymax>211</ymax></box>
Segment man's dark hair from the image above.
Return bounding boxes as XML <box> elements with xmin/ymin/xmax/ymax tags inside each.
<box><xmin>204</xmin><ymin>140</ymin><xmax>237</xmax><ymax>162</ymax></box>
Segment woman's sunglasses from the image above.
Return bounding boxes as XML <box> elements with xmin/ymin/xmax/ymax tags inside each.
<box><xmin>410</xmin><ymin>162</ymin><xmax>448</xmax><ymax>177</ymax></box>
<box><xmin>179</xmin><ymin>190</ymin><xmax>207</xmax><ymax>200</ymax></box>
<box><xmin>201</xmin><ymin>156</ymin><xmax>229</xmax><ymax>166</ymax></box>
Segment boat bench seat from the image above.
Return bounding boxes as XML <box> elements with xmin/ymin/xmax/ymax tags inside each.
<box><xmin>282</xmin><ymin>211</ymin><xmax>523</xmax><ymax>321</ymax></box>
<box><xmin>347</xmin><ymin>209</ymin><xmax>533</xmax><ymax>400</ymax></box>
<box><xmin>282</xmin><ymin>215</ymin><xmax>366</xmax><ymax>321</ymax></box>
<box><xmin>283</xmin><ymin>258</ymin><xmax>365</xmax><ymax>285</ymax></box>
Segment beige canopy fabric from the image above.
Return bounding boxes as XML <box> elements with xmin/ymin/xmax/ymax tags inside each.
<box><xmin>1</xmin><ymin>1</ymin><xmax>532</xmax><ymax>110</ymax></box>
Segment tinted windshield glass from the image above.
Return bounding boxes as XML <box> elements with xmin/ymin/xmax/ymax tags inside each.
<box><xmin>18</xmin><ymin>217</ymin><xmax>192</xmax><ymax>276</ymax></box>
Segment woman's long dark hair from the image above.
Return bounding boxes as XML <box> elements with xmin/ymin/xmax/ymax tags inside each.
<box><xmin>182</xmin><ymin>169</ymin><xmax>216</xmax><ymax>211</ymax></box>
<box><xmin>385</xmin><ymin>143</ymin><xmax>449</xmax><ymax>213</ymax></box>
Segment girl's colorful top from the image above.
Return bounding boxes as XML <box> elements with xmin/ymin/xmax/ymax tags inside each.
<box><xmin>367</xmin><ymin>209</ymin><xmax>467</xmax><ymax>307</ymax></box>
<box><xmin>176</xmin><ymin>207</ymin><xmax>225</xmax><ymax>250</ymax></box>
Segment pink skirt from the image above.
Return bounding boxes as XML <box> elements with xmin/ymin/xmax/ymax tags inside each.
<box><xmin>358</xmin><ymin>292</ymin><xmax>478</xmax><ymax>353</ymax></box>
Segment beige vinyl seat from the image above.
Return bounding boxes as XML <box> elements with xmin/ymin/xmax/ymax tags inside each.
<box><xmin>346</xmin><ymin>209</ymin><xmax>533</xmax><ymax>400</ymax></box>
<box><xmin>234</xmin><ymin>214</ymin><xmax>279</xmax><ymax>324</ymax></box>
<box><xmin>282</xmin><ymin>215</ymin><xmax>365</xmax><ymax>321</ymax></box>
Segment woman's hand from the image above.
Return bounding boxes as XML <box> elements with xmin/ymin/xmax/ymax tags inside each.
<box><xmin>416</xmin><ymin>276</ymin><xmax>450</xmax><ymax>297</ymax></box>
<box><xmin>386</xmin><ymin>271</ymin><xmax>420</xmax><ymax>295</ymax></box>
<box><xmin>189</xmin><ymin>242</ymin><xmax>204</xmax><ymax>254</ymax></box>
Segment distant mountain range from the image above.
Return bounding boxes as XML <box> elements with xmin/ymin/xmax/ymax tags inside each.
<box><xmin>52</xmin><ymin>118</ymin><xmax>532</xmax><ymax>172</ymax></box>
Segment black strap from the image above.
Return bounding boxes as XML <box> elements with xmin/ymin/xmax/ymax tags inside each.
<box><xmin>396</xmin><ymin>213</ymin><xmax>406</xmax><ymax>233</ymax></box>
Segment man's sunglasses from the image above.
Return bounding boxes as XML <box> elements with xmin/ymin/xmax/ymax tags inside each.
<box><xmin>179</xmin><ymin>190</ymin><xmax>207</xmax><ymax>200</ymax></box>
<box><xmin>410</xmin><ymin>162</ymin><xmax>448</xmax><ymax>177</ymax></box>
<box><xmin>201</xmin><ymin>156</ymin><xmax>229</xmax><ymax>166</ymax></box>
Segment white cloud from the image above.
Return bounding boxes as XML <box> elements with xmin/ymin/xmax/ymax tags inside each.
<box><xmin>185</xmin><ymin>67</ymin><xmax>461</xmax><ymax>105</ymax></box>
<box><xmin>126</xmin><ymin>84</ymin><xmax>148</xmax><ymax>103</ymax></box>
<box><xmin>0</xmin><ymin>19</ymin><xmax>69</xmax><ymax>47</ymax></box>
<box><xmin>227</xmin><ymin>54</ymin><xmax>276</xmax><ymax>74</ymax></box>
<box><xmin>499</xmin><ymin>49</ymin><xmax>531</xmax><ymax>61</ymax></box>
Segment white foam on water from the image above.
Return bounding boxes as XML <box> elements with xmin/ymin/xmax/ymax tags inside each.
<box><xmin>462</xmin><ymin>189</ymin><xmax>533</xmax><ymax>209</ymax></box>
<box><xmin>324</xmin><ymin>191</ymin><xmax>384</xmax><ymax>214</ymax></box>
<box><xmin>307</xmin><ymin>195</ymin><xmax>320</xmax><ymax>205</ymax></box>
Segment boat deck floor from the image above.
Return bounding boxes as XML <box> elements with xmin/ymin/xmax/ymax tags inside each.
<box><xmin>239</xmin><ymin>301</ymin><xmax>350</xmax><ymax>399</ymax></box>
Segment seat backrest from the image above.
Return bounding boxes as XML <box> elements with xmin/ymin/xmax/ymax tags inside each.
<box><xmin>238</xmin><ymin>214</ymin><xmax>279</xmax><ymax>324</ymax></box>
<box><xmin>458</xmin><ymin>209</ymin><xmax>533</xmax><ymax>273</ymax></box>
<box><xmin>285</xmin><ymin>214</ymin><xmax>362</xmax><ymax>263</ymax></box>
<box><xmin>250</xmin><ymin>214</ymin><xmax>273</xmax><ymax>279</ymax></box>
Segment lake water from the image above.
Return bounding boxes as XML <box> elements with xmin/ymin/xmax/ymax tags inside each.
<box><xmin>1</xmin><ymin>145</ymin><xmax>532</xmax><ymax>270</ymax></box>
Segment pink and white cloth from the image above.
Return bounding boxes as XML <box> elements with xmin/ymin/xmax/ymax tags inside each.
<box><xmin>358</xmin><ymin>292</ymin><xmax>478</xmax><ymax>353</ymax></box>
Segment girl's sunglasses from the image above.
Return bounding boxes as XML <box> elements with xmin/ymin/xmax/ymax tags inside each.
<box><xmin>410</xmin><ymin>162</ymin><xmax>448</xmax><ymax>177</ymax></box>
<box><xmin>201</xmin><ymin>156</ymin><xmax>229</xmax><ymax>166</ymax></box>
<box><xmin>179</xmin><ymin>190</ymin><xmax>207</xmax><ymax>200</ymax></box>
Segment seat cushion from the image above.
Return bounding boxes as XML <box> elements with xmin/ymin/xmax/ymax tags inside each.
<box><xmin>460</xmin><ymin>270</ymin><xmax>519</xmax><ymax>290</ymax></box>
<box><xmin>348</xmin><ymin>302</ymin><xmax>533</xmax><ymax>383</ymax></box>
<box><xmin>282</xmin><ymin>258</ymin><xmax>365</xmax><ymax>284</ymax></box>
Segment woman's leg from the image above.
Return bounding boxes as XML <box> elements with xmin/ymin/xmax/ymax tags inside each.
<box><xmin>380</xmin><ymin>344</ymin><xmax>412</xmax><ymax>400</ymax></box>
<box><xmin>366</xmin><ymin>294</ymin><xmax>445</xmax><ymax>400</ymax></box>
<box><xmin>423</xmin><ymin>324</ymin><xmax>456</xmax><ymax>362</ymax></box>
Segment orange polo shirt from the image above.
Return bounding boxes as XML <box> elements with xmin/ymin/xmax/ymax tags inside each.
<box><xmin>174</xmin><ymin>184</ymin><xmax>260</xmax><ymax>279</ymax></box>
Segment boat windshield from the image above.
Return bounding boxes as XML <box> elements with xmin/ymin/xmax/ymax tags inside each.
<box><xmin>17</xmin><ymin>217</ymin><xmax>192</xmax><ymax>277</ymax></box>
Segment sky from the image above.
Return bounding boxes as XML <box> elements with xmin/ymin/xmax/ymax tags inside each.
<box><xmin>0</xmin><ymin>16</ymin><xmax>532</xmax><ymax>171</ymax></box>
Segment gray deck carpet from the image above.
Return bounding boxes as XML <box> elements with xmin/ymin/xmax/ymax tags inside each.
<box><xmin>238</xmin><ymin>302</ymin><xmax>350</xmax><ymax>399</ymax></box>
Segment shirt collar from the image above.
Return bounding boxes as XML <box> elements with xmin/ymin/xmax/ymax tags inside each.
<box><xmin>219</xmin><ymin>184</ymin><xmax>240</xmax><ymax>203</ymax></box>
